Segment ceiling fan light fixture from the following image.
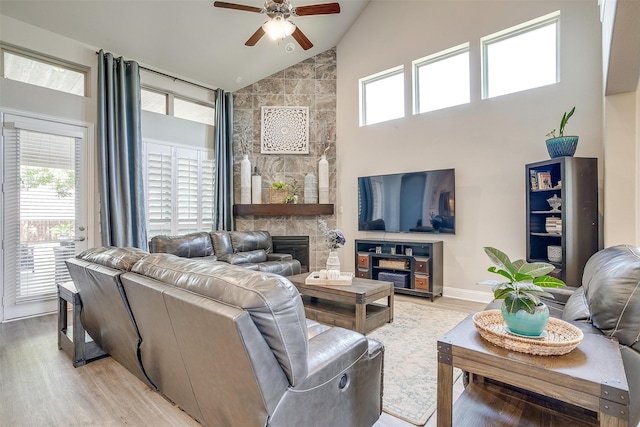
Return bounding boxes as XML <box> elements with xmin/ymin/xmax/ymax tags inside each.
<box><xmin>262</xmin><ymin>14</ymin><xmax>296</xmax><ymax>40</ymax></box>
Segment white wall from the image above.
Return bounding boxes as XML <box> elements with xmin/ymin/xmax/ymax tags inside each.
<box><xmin>336</xmin><ymin>1</ymin><xmax>603</xmax><ymax>301</ymax></box>
<box><xmin>1</xmin><ymin>14</ymin><xmax>214</xmax><ymax>246</ymax></box>
<box><xmin>603</xmin><ymin>92</ymin><xmax>639</xmax><ymax>246</ymax></box>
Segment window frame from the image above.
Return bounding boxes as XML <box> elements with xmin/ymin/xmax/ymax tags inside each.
<box><xmin>1</xmin><ymin>43</ymin><xmax>89</xmax><ymax>97</ymax></box>
<box><xmin>481</xmin><ymin>11</ymin><xmax>561</xmax><ymax>100</ymax></box>
<box><xmin>141</xmin><ymin>85</ymin><xmax>215</xmax><ymax>126</ymax></box>
<box><xmin>359</xmin><ymin>65</ymin><xmax>405</xmax><ymax>126</ymax></box>
<box><xmin>412</xmin><ymin>43</ymin><xmax>470</xmax><ymax>115</ymax></box>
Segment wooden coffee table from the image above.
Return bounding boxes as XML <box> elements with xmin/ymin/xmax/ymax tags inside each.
<box><xmin>437</xmin><ymin>314</ymin><xmax>630</xmax><ymax>426</ymax></box>
<box><xmin>287</xmin><ymin>273</ymin><xmax>394</xmax><ymax>334</ymax></box>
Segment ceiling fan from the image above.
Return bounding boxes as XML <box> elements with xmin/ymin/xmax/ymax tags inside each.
<box><xmin>213</xmin><ymin>0</ymin><xmax>341</xmax><ymax>50</ymax></box>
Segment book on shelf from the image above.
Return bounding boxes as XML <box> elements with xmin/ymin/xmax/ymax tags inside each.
<box><xmin>537</xmin><ymin>171</ymin><xmax>552</xmax><ymax>189</ymax></box>
<box><xmin>530</xmin><ymin>170</ymin><xmax>538</xmax><ymax>190</ymax></box>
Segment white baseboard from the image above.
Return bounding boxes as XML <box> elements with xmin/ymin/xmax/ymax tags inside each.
<box><xmin>442</xmin><ymin>287</ymin><xmax>494</xmax><ymax>304</ymax></box>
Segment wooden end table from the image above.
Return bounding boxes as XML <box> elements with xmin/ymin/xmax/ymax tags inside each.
<box><xmin>58</xmin><ymin>281</ymin><xmax>107</xmax><ymax>367</ymax></box>
<box><xmin>437</xmin><ymin>314</ymin><xmax>629</xmax><ymax>426</ymax></box>
<box><xmin>287</xmin><ymin>273</ymin><xmax>394</xmax><ymax>334</ymax></box>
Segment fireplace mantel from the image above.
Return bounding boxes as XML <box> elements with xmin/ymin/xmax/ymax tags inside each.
<box><xmin>233</xmin><ymin>204</ymin><xmax>334</xmax><ymax>216</ymax></box>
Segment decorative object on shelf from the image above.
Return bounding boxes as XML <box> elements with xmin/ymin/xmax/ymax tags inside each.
<box><xmin>544</xmin><ymin>216</ymin><xmax>562</xmax><ymax>234</ymax></box>
<box><xmin>429</xmin><ymin>212</ymin><xmax>443</xmax><ymax>232</ymax></box>
<box><xmin>547</xmin><ymin>245</ymin><xmax>562</xmax><ymax>263</ymax></box>
<box><xmin>305</xmin><ymin>271</ymin><xmax>353</xmax><ymax>286</ymax></box>
<box><xmin>545</xmin><ymin>106</ymin><xmax>578</xmax><ymax>158</ymax></box>
<box><xmin>261</xmin><ymin>106</ymin><xmax>309</xmax><ymax>154</ymax></box>
<box><xmin>547</xmin><ymin>194</ymin><xmax>561</xmax><ymax>212</ymax></box>
<box><xmin>318</xmin><ymin>154</ymin><xmax>329</xmax><ymax>203</ymax></box>
<box><xmin>251</xmin><ymin>166</ymin><xmax>262</xmax><ymax>204</ymax></box>
<box><xmin>536</xmin><ymin>171</ymin><xmax>552</xmax><ymax>189</ymax></box>
<box><xmin>320</xmin><ymin>219</ymin><xmax>345</xmax><ymax>279</ymax></box>
<box><xmin>284</xmin><ymin>179</ymin><xmax>299</xmax><ymax>204</ymax></box>
<box><xmin>304</xmin><ymin>173</ymin><xmax>318</xmax><ymax>204</ymax></box>
<box><xmin>379</xmin><ymin>259</ymin><xmax>408</xmax><ymax>270</ymax></box>
<box><xmin>472</xmin><ymin>310</ymin><xmax>584</xmax><ymax>356</ymax></box>
<box><xmin>479</xmin><ymin>247</ymin><xmax>566</xmax><ymax>337</ymax></box>
<box><xmin>269</xmin><ymin>181</ymin><xmax>289</xmax><ymax>204</ymax></box>
<box><xmin>240</xmin><ymin>154</ymin><xmax>251</xmax><ymax>204</ymax></box>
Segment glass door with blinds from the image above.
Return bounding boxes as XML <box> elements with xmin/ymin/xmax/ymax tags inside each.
<box><xmin>2</xmin><ymin>114</ymin><xmax>90</xmax><ymax>321</ymax></box>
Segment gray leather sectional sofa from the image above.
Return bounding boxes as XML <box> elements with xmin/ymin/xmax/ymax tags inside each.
<box><xmin>149</xmin><ymin>230</ymin><xmax>301</xmax><ymax>277</ymax></box>
<box><xmin>66</xmin><ymin>246</ymin><xmax>383</xmax><ymax>427</ymax></box>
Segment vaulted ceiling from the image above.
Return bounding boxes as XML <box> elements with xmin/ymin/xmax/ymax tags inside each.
<box><xmin>0</xmin><ymin>0</ymin><xmax>369</xmax><ymax>91</ymax></box>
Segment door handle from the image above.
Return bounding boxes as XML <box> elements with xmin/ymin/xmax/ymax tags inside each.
<box><xmin>75</xmin><ymin>236</ymin><xmax>86</xmax><ymax>242</ymax></box>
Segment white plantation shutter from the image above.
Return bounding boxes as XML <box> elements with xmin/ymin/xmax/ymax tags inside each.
<box><xmin>176</xmin><ymin>151</ymin><xmax>200</xmax><ymax>234</ymax></box>
<box><xmin>144</xmin><ymin>141</ymin><xmax>215</xmax><ymax>238</ymax></box>
<box><xmin>146</xmin><ymin>145</ymin><xmax>173</xmax><ymax>237</ymax></box>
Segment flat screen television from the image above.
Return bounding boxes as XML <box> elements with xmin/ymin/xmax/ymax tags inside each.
<box><xmin>358</xmin><ymin>168</ymin><xmax>455</xmax><ymax>234</ymax></box>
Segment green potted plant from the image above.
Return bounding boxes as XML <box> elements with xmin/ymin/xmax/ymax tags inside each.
<box><xmin>284</xmin><ymin>179</ymin><xmax>300</xmax><ymax>204</ymax></box>
<box><xmin>479</xmin><ymin>247</ymin><xmax>566</xmax><ymax>336</ymax></box>
<box><xmin>270</xmin><ymin>181</ymin><xmax>288</xmax><ymax>204</ymax></box>
<box><xmin>545</xmin><ymin>106</ymin><xmax>578</xmax><ymax>158</ymax></box>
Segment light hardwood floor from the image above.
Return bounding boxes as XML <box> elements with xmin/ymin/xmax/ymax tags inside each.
<box><xmin>0</xmin><ymin>295</ymin><xmax>485</xmax><ymax>426</ymax></box>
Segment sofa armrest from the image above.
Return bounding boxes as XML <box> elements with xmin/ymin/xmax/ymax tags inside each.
<box><xmin>543</xmin><ymin>286</ymin><xmax>579</xmax><ymax>304</ymax></box>
<box><xmin>267</xmin><ymin>253</ymin><xmax>293</xmax><ymax>262</ymax></box>
<box><xmin>301</xmin><ymin>327</ymin><xmax>373</xmax><ymax>389</ymax></box>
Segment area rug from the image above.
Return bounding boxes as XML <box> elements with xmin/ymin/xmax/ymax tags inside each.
<box><xmin>368</xmin><ymin>301</ymin><xmax>469</xmax><ymax>425</ymax></box>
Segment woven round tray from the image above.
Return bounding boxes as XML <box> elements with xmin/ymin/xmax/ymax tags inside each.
<box><xmin>472</xmin><ymin>310</ymin><xmax>584</xmax><ymax>356</ymax></box>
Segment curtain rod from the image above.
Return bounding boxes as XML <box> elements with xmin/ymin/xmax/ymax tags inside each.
<box><xmin>96</xmin><ymin>50</ymin><xmax>217</xmax><ymax>92</ymax></box>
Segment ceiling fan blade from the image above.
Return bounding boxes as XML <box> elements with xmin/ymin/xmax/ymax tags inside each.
<box><xmin>245</xmin><ymin>26</ymin><xmax>266</xmax><ymax>46</ymax></box>
<box><xmin>213</xmin><ymin>1</ymin><xmax>263</xmax><ymax>13</ymax></box>
<box><xmin>292</xmin><ymin>27</ymin><xmax>313</xmax><ymax>50</ymax></box>
<box><xmin>294</xmin><ymin>3</ymin><xmax>341</xmax><ymax>16</ymax></box>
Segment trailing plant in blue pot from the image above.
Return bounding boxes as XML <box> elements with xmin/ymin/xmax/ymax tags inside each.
<box><xmin>545</xmin><ymin>106</ymin><xmax>578</xmax><ymax>158</ymax></box>
<box><xmin>479</xmin><ymin>247</ymin><xmax>566</xmax><ymax>337</ymax></box>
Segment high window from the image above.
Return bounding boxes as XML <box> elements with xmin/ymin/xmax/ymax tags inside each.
<box><xmin>359</xmin><ymin>66</ymin><xmax>404</xmax><ymax>126</ymax></box>
<box><xmin>2</xmin><ymin>45</ymin><xmax>87</xmax><ymax>96</ymax></box>
<box><xmin>482</xmin><ymin>11</ymin><xmax>560</xmax><ymax>99</ymax></box>
<box><xmin>144</xmin><ymin>141</ymin><xmax>215</xmax><ymax>238</ymax></box>
<box><xmin>141</xmin><ymin>88</ymin><xmax>215</xmax><ymax>126</ymax></box>
<box><xmin>413</xmin><ymin>44</ymin><xmax>470</xmax><ymax>114</ymax></box>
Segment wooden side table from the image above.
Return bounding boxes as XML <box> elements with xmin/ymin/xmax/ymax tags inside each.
<box><xmin>437</xmin><ymin>314</ymin><xmax>630</xmax><ymax>427</ymax></box>
<box><xmin>57</xmin><ymin>281</ymin><xmax>106</xmax><ymax>367</ymax></box>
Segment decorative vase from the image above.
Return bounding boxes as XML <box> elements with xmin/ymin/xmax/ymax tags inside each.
<box><xmin>501</xmin><ymin>302</ymin><xmax>550</xmax><ymax>337</ymax></box>
<box><xmin>545</xmin><ymin>136</ymin><xmax>579</xmax><ymax>158</ymax></box>
<box><xmin>304</xmin><ymin>173</ymin><xmax>318</xmax><ymax>204</ymax></box>
<box><xmin>251</xmin><ymin>167</ymin><xmax>262</xmax><ymax>204</ymax></box>
<box><xmin>326</xmin><ymin>250</ymin><xmax>340</xmax><ymax>280</ymax></box>
<box><xmin>318</xmin><ymin>154</ymin><xmax>329</xmax><ymax>204</ymax></box>
<box><xmin>240</xmin><ymin>154</ymin><xmax>251</xmax><ymax>204</ymax></box>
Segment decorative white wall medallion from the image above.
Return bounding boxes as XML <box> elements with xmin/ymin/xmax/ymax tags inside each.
<box><xmin>261</xmin><ymin>106</ymin><xmax>309</xmax><ymax>154</ymax></box>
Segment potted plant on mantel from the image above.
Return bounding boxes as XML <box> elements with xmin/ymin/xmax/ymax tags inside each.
<box><xmin>545</xmin><ymin>106</ymin><xmax>578</xmax><ymax>158</ymax></box>
<box><xmin>479</xmin><ymin>247</ymin><xmax>566</xmax><ymax>337</ymax></box>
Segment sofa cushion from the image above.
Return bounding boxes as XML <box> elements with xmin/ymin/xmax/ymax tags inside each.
<box><xmin>582</xmin><ymin>245</ymin><xmax>640</xmax><ymax>347</ymax></box>
<box><xmin>230</xmin><ymin>231</ymin><xmax>273</xmax><ymax>253</ymax></box>
<box><xmin>77</xmin><ymin>246</ymin><xmax>149</xmax><ymax>271</ymax></box>
<box><xmin>218</xmin><ymin>249</ymin><xmax>267</xmax><ymax>265</ymax></box>
<box><xmin>210</xmin><ymin>231</ymin><xmax>233</xmax><ymax>256</ymax></box>
<box><xmin>131</xmin><ymin>253</ymin><xmax>308</xmax><ymax>386</ymax></box>
<box><xmin>149</xmin><ymin>232</ymin><xmax>214</xmax><ymax>258</ymax></box>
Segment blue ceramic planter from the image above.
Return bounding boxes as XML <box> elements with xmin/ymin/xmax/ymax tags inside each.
<box><xmin>545</xmin><ymin>136</ymin><xmax>579</xmax><ymax>158</ymax></box>
<box><xmin>501</xmin><ymin>302</ymin><xmax>550</xmax><ymax>337</ymax></box>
